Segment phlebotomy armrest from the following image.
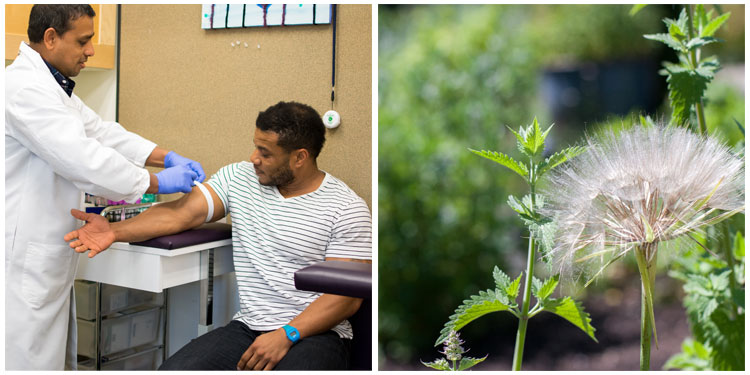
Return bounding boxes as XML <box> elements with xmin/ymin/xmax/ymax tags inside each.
<box><xmin>294</xmin><ymin>261</ymin><xmax>371</xmax><ymax>298</ymax></box>
<box><xmin>130</xmin><ymin>223</ymin><xmax>232</xmax><ymax>249</ymax></box>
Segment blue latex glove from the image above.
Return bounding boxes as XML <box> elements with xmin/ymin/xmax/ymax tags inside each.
<box><xmin>164</xmin><ymin>151</ymin><xmax>206</xmax><ymax>182</ymax></box>
<box><xmin>156</xmin><ymin>165</ymin><xmax>198</xmax><ymax>194</ymax></box>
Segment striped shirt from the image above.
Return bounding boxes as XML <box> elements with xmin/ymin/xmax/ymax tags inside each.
<box><xmin>206</xmin><ymin>161</ymin><xmax>372</xmax><ymax>338</ymax></box>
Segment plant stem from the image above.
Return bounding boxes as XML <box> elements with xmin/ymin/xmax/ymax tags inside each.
<box><xmin>640</xmin><ymin>281</ymin><xmax>651</xmax><ymax>371</ymax></box>
<box><xmin>511</xmin><ymin>182</ymin><xmax>537</xmax><ymax>371</ymax></box>
<box><xmin>721</xmin><ymin>221</ymin><xmax>738</xmax><ymax>315</ymax></box>
<box><xmin>685</xmin><ymin>5</ymin><xmax>708</xmax><ymax>135</ymax></box>
<box><xmin>635</xmin><ymin>245</ymin><xmax>657</xmax><ymax>371</ymax></box>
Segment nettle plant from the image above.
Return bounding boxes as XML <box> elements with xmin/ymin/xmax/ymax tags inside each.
<box><xmin>424</xmin><ymin>119</ymin><xmax>595</xmax><ymax>371</ymax></box>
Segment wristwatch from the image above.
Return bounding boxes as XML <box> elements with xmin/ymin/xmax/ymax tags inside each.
<box><xmin>282</xmin><ymin>324</ymin><xmax>300</xmax><ymax>344</ymax></box>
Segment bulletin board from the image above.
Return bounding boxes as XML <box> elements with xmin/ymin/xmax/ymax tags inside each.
<box><xmin>117</xmin><ymin>4</ymin><xmax>372</xmax><ymax>208</ymax></box>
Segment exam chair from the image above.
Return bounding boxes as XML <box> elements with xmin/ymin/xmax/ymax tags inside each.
<box><xmin>294</xmin><ymin>261</ymin><xmax>372</xmax><ymax>370</ymax></box>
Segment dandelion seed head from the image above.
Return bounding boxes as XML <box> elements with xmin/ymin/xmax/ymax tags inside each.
<box><xmin>541</xmin><ymin>125</ymin><xmax>744</xmax><ymax>280</ymax></box>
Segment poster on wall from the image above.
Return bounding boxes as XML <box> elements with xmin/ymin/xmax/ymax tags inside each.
<box><xmin>202</xmin><ymin>4</ymin><xmax>331</xmax><ymax>29</ymax></box>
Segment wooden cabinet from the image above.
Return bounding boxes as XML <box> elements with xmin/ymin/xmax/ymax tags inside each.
<box><xmin>5</xmin><ymin>4</ymin><xmax>116</xmax><ymax>69</ymax></box>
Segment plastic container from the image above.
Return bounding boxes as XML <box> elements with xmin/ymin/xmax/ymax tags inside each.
<box><xmin>77</xmin><ymin>307</ymin><xmax>161</xmax><ymax>356</ymax></box>
<box><xmin>75</xmin><ymin>281</ymin><xmax>161</xmax><ymax>320</ymax></box>
<box><xmin>101</xmin><ymin>347</ymin><xmax>161</xmax><ymax>370</ymax></box>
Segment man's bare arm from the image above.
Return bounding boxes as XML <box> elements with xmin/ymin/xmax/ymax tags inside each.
<box><xmin>65</xmin><ymin>183</ymin><xmax>225</xmax><ymax>257</ymax></box>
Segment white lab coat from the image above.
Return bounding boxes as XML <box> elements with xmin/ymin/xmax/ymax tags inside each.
<box><xmin>5</xmin><ymin>42</ymin><xmax>157</xmax><ymax>370</ymax></box>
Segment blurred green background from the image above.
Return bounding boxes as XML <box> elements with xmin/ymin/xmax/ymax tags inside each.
<box><xmin>378</xmin><ymin>4</ymin><xmax>744</xmax><ymax>370</ymax></box>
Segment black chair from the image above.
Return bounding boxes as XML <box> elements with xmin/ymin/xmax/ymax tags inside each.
<box><xmin>294</xmin><ymin>261</ymin><xmax>372</xmax><ymax>370</ymax></box>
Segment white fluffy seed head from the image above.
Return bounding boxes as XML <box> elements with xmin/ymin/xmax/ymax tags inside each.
<box><xmin>541</xmin><ymin>124</ymin><xmax>744</xmax><ymax>280</ymax></box>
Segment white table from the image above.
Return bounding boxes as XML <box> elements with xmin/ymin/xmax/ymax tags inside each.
<box><xmin>75</xmin><ymin>239</ymin><xmax>234</xmax><ymax>293</ymax></box>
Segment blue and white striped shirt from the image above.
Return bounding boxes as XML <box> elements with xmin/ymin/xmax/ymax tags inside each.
<box><xmin>206</xmin><ymin>161</ymin><xmax>372</xmax><ymax>338</ymax></box>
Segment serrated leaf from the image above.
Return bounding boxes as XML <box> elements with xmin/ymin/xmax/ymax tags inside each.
<box><xmin>534</xmin><ymin>274</ymin><xmax>560</xmax><ymax>301</ymax></box>
<box><xmin>629</xmin><ymin>4</ymin><xmax>648</xmax><ymax>16</ymax></box>
<box><xmin>669</xmin><ymin>22</ymin><xmax>685</xmax><ymax>40</ymax></box>
<box><xmin>508</xmin><ymin>118</ymin><xmax>551</xmax><ymax>158</ymax></box>
<box><xmin>644</xmin><ymin>33</ymin><xmax>684</xmax><ymax>51</ymax></box>
<box><xmin>531</xmin><ymin>221</ymin><xmax>557</xmax><ymax>264</ymax></box>
<box><xmin>686</xmin><ymin>36</ymin><xmax>722</xmax><ymax>50</ymax></box>
<box><xmin>531</xmin><ymin>276</ymin><xmax>543</xmax><ymax>296</ymax></box>
<box><xmin>492</xmin><ymin>266</ymin><xmax>511</xmax><ymax>290</ymax></box>
<box><xmin>435</xmin><ymin>290</ymin><xmax>512</xmax><ymax>346</ymax></box>
<box><xmin>701</xmin><ymin>12</ymin><xmax>730</xmax><ymax>37</ymax></box>
<box><xmin>543</xmin><ymin>296</ymin><xmax>598</xmax><ymax>342</ymax></box>
<box><xmin>507</xmin><ymin>195</ymin><xmax>531</xmax><ymax>217</ymax></box>
<box><xmin>675</xmin><ymin>8</ymin><xmax>689</xmax><ymax>36</ymax></box>
<box><xmin>457</xmin><ymin>356</ymin><xmax>488</xmax><ymax>371</ymax></box>
<box><xmin>421</xmin><ymin>358</ymin><xmax>451</xmax><ymax>371</ymax></box>
<box><xmin>521</xmin><ymin>193</ymin><xmax>544</xmax><ymax>213</ymax></box>
<box><xmin>537</xmin><ymin>146</ymin><xmax>586</xmax><ymax>177</ymax></box>
<box><xmin>694</xmin><ymin>4</ymin><xmax>708</xmax><ymax>32</ymax></box>
<box><xmin>665</xmin><ymin>68</ymin><xmax>712</xmax><ymax>125</ymax></box>
<box><xmin>469</xmin><ymin>149</ymin><xmax>528</xmax><ymax>178</ymax></box>
<box><xmin>505</xmin><ymin>273</ymin><xmax>523</xmax><ymax>300</ymax></box>
<box><xmin>708</xmin><ymin>270</ymin><xmax>730</xmax><ymax>291</ymax></box>
<box><xmin>664</xmin><ymin>338</ymin><xmax>713</xmax><ymax>371</ymax></box>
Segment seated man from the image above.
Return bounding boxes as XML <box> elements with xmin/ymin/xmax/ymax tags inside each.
<box><xmin>64</xmin><ymin>101</ymin><xmax>372</xmax><ymax>370</ymax></box>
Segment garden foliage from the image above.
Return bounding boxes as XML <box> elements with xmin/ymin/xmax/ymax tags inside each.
<box><xmin>636</xmin><ymin>4</ymin><xmax>745</xmax><ymax>370</ymax></box>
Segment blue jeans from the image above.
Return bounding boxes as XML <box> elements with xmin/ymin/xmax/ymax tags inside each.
<box><xmin>159</xmin><ymin>320</ymin><xmax>350</xmax><ymax>370</ymax></box>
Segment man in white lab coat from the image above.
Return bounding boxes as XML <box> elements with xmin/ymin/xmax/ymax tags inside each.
<box><xmin>5</xmin><ymin>5</ymin><xmax>205</xmax><ymax>370</ymax></box>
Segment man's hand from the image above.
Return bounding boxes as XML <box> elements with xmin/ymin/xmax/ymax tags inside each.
<box><xmin>236</xmin><ymin>328</ymin><xmax>293</xmax><ymax>371</ymax></box>
<box><xmin>165</xmin><ymin>151</ymin><xmax>206</xmax><ymax>183</ymax></box>
<box><xmin>64</xmin><ymin>209</ymin><xmax>116</xmax><ymax>258</ymax></box>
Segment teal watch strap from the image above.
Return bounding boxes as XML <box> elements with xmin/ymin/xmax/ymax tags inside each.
<box><xmin>283</xmin><ymin>324</ymin><xmax>300</xmax><ymax>344</ymax></box>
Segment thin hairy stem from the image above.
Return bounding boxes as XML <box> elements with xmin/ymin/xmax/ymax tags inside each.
<box><xmin>511</xmin><ymin>180</ymin><xmax>537</xmax><ymax>371</ymax></box>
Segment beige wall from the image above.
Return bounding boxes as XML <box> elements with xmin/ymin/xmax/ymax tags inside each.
<box><xmin>117</xmin><ymin>4</ymin><xmax>372</xmax><ymax>208</ymax></box>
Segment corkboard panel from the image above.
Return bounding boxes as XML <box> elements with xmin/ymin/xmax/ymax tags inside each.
<box><xmin>117</xmin><ymin>4</ymin><xmax>372</xmax><ymax>208</ymax></box>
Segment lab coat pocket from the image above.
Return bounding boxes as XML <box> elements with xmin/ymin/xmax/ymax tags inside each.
<box><xmin>21</xmin><ymin>242</ymin><xmax>76</xmax><ymax>309</ymax></box>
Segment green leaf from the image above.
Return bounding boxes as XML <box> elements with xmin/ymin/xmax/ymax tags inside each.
<box><xmin>492</xmin><ymin>266</ymin><xmax>511</xmax><ymax>290</ymax></box>
<box><xmin>507</xmin><ymin>118</ymin><xmax>551</xmax><ymax>158</ymax></box>
<box><xmin>507</xmin><ymin>195</ymin><xmax>533</xmax><ymax>220</ymax></box>
<box><xmin>421</xmin><ymin>358</ymin><xmax>451</xmax><ymax>371</ymax></box>
<box><xmin>675</xmin><ymin>8</ymin><xmax>689</xmax><ymax>36</ymax></box>
<box><xmin>543</xmin><ymin>296</ymin><xmax>598</xmax><ymax>342</ymax></box>
<box><xmin>435</xmin><ymin>289</ymin><xmax>512</xmax><ymax>346</ymax></box>
<box><xmin>505</xmin><ymin>273</ymin><xmax>523</xmax><ymax>300</ymax></box>
<box><xmin>469</xmin><ymin>149</ymin><xmax>528</xmax><ymax>179</ymax></box>
<box><xmin>457</xmin><ymin>356</ymin><xmax>488</xmax><ymax>371</ymax></box>
<box><xmin>536</xmin><ymin>146</ymin><xmax>586</xmax><ymax>177</ymax></box>
<box><xmin>693</xmin><ymin>4</ymin><xmax>708</xmax><ymax>32</ymax></box>
<box><xmin>733</xmin><ymin>231</ymin><xmax>744</xmax><ymax>259</ymax></box>
<box><xmin>669</xmin><ymin>22</ymin><xmax>686</xmax><ymax>40</ymax></box>
<box><xmin>531</xmin><ymin>220</ymin><xmax>557</xmax><ymax>264</ymax></box>
<box><xmin>686</xmin><ymin>36</ymin><xmax>722</xmax><ymax>51</ymax></box>
<box><xmin>663</xmin><ymin>338</ymin><xmax>713</xmax><ymax>370</ymax></box>
<box><xmin>701</xmin><ymin>12</ymin><xmax>730</xmax><ymax>37</ymax></box>
<box><xmin>534</xmin><ymin>274</ymin><xmax>560</xmax><ymax>301</ymax></box>
<box><xmin>531</xmin><ymin>276</ymin><xmax>543</xmax><ymax>296</ymax></box>
<box><xmin>629</xmin><ymin>4</ymin><xmax>648</xmax><ymax>16</ymax></box>
<box><xmin>665</xmin><ymin>67</ymin><xmax>712</xmax><ymax>125</ymax></box>
<box><xmin>643</xmin><ymin>33</ymin><xmax>684</xmax><ymax>52</ymax></box>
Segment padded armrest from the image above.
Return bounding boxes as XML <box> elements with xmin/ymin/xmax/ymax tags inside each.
<box><xmin>294</xmin><ymin>261</ymin><xmax>371</xmax><ymax>299</ymax></box>
<box><xmin>130</xmin><ymin>222</ymin><xmax>232</xmax><ymax>250</ymax></box>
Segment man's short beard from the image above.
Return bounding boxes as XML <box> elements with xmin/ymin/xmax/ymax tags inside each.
<box><xmin>261</xmin><ymin>164</ymin><xmax>295</xmax><ymax>187</ymax></box>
